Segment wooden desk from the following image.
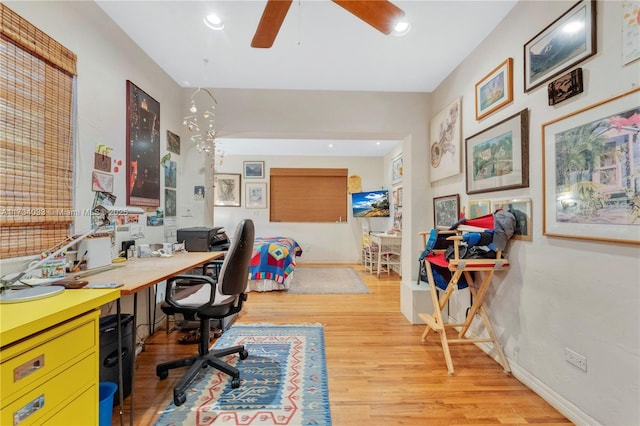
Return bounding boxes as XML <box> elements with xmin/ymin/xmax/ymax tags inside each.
<box><xmin>0</xmin><ymin>288</ymin><xmax>120</xmax><ymax>425</ymax></box>
<box><xmin>370</xmin><ymin>232</ymin><xmax>401</xmax><ymax>277</ymax></box>
<box><xmin>82</xmin><ymin>251</ymin><xmax>224</xmax><ymax>425</ymax></box>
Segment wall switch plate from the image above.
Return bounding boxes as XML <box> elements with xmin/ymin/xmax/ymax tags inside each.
<box><xmin>565</xmin><ymin>347</ymin><xmax>587</xmax><ymax>371</ymax></box>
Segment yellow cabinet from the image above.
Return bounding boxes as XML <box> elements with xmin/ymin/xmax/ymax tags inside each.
<box><xmin>0</xmin><ymin>288</ymin><xmax>119</xmax><ymax>425</ymax></box>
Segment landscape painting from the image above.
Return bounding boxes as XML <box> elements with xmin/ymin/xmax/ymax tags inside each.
<box><xmin>351</xmin><ymin>190</ymin><xmax>390</xmax><ymax>218</ymax></box>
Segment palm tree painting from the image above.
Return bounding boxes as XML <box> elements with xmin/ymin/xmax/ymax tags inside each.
<box><xmin>554</xmin><ymin>107</ymin><xmax>640</xmax><ymax>224</ymax></box>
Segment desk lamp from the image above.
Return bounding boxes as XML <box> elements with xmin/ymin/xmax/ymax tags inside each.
<box><xmin>0</xmin><ymin>205</ymin><xmax>112</xmax><ymax>303</ymax></box>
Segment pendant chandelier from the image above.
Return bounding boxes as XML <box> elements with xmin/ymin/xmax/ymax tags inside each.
<box><xmin>183</xmin><ymin>87</ymin><xmax>218</xmax><ymax>154</ymax></box>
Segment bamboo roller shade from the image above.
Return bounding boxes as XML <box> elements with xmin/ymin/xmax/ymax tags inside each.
<box><xmin>270</xmin><ymin>168</ymin><xmax>348</xmax><ymax>223</ymax></box>
<box><xmin>1</xmin><ymin>4</ymin><xmax>76</xmax><ymax>259</ymax></box>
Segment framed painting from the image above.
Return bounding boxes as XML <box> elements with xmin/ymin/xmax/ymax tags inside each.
<box><xmin>475</xmin><ymin>58</ymin><xmax>513</xmax><ymax>120</ymax></box>
<box><xmin>243</xmin><ymin>161</ymin><xmax>264</xmax><ymax>179</ymax></box>
<box><xmin>468</xmin><ymin>200</ymin><xmax>491</xmax><ymax>219</ymax></box>
<box><xmin>433</xmin><ymin>194</ymin><xmax>460</xmax><ymax>229</ymax></box>
<box><xmin>493</xmin><ymin>198</ymin><xmax>533</xmax><ymax>241</ymax></box>
<box><xmin>126</xmin><ymin>80</ymin><xmax>161</xmax><ymax>207</ymax></box>
<box><xmin>622</xmin><ymin>0</ymin><xmax>640</xmax><ymax>65</ymax></box>
<box><xmin>246</xmin><ymin>182</ymin><xmax>267</xmax><ymax>209</ymax></box>
<box><xmin>392</xmin><ymin>154</ymin><xmax>403</xmax><ymax>184</ymax></box>
<box><xmin>430</xmin><ymin>97</ymin><xmax>462</xmax><ymax>182</ymax></box>
<box><xmin>542</xmin><ymin>87</ymin><xmax>640</xmax><ymax>245</ymax></box>
<box><xmin>164</xmin><ymin>160</ymin><xmax>176</xmax><ymax>189</ymax></box>
<box><xmin>167</xmin><ymin>130</ymin><xmax>180</xmax><ymax>155</ymax></box>
<box><xmin>397</xmin><ymin>187</ymin><xmax>403</xmax><ymax>208</ymax></box>
<box><xmin>524</xmin><ymin>0</ymin><xmax>596</xmax><ymax>92</ymax></box>
<box><xmin>465</xmin><ymin>109</ymin><xmax>529</xmax><ymax>195</ymax></box>
<box><xmin>213</xmin><ymin>173</ymin><xmax>241</xmax><ymax>207</ymax></box>
<box><xmin>547</xmin><ymin>68</ymin><xmax>584</xmax><ymax>106</ymax></box>
<box><xmin>164</xmin><ymin>189</ymin><xmax>176</xmax><ymax>217</ymax></box>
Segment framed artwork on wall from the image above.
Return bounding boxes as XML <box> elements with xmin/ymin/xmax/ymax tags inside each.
<box><xmin>91</xmin><ymin>171</ymin><xmax>113</xmax><ymax>193</ymax></box>
<box><xmin>542</xmin><ymin>87</ymin><xmax>640</xmax><ymax>245</ymax></box>
<box><xmin>622</xmin><ymin>0</ymin><xmax>640</xmax><ymax>65</ymax></box>
<box><xmin>475</xmin><ymin>57</ymin><xmax>513</xmax><ymax>120</ymax></box>
<box><xmin>213</xmin><ymin>173</ymin><xmax>241</xmax><ymax>207</ymax></box>
<box><xmin>430</xmin><ymin>97</ymin><xmax>462</xmax><ymax>182</ymax></box>
<box><xmin>246</xmin><ymin>182</ymin><xmax>267</xmax><ymax>209</ymax></box>
<box><xmin>392</xmin><ymin>154</ymin><xmax>403</xmax><ymax>184</ymax></box>
<box><xmin>433</xmin><ymin>194</ymin><xmax>460</xmax><ymax>229</ymax></box>
<box><xmin>243</xmin><ymin>161</ymin><xmax>265</xmax><ymax>179</ymax></box>
<box><xmin>493</xmin><ymin>198</ymin><xmax>533</xmax><ymax>241</ymax></box>
<box><xmin>524</xmin><ymin>0</ymin><xmax>596</xmax><ymax>92</ymax></box>
<box><xmin>547</xmin><ymin>68</ymin><xmax>584</xmax><ymax>106</ymax></box>
<box><xmin>126</xmin><ymin>80</ymin><xmax>161</xmax><ymax>207</ymax></box>
<box><xmin>167</xmin><ymin>130</ymin><xmax>180</xmax><ymax>155</ymax></box>
<box><xmin>465</xmin><ymin>109</ymin><xmax>529</xmax><ymax>195</ymax></box>
<box><xmin>468</xmin><ymin>200</ymin><xmax>491</xmax><ymax>219</ymax></box>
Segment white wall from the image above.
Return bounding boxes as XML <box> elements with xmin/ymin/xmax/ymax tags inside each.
<box><xmin>430</xmin><ymin>1</ymin><xmax>640</xmax><ymax>425</ymax></box>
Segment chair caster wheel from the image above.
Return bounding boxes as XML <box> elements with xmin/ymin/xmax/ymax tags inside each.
<box><xmin>174</xmin><ymin>392</ymin><xmax>187</xmax><ymax>406</ymax></box>
<box><xmin>231</xmin><ymin>377</ymin><xmax>241</xmax><ymax>388</ymax></box>
<box><xmin>157</xmin><ymin>369</ymin><xmax>168</xmax><ymax>380</ymax></box>
<box><xmin>239</xmin><ymin>349</ymin><xmax>249</xmax><ymax>360</ymax></box>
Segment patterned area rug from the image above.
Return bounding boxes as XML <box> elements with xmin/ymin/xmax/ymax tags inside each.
<box><xmin>155</xmin><ymin>324</ymin><xmax>331</xmax><ymax>425</ymax></box>
<box><xmin>287</xmin><ymin>267</ymin><xmax>370</xmax><ymax>294</ymax></box>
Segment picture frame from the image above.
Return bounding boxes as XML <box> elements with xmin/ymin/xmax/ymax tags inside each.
<box><xmin>542</xmin><ymin>87</ymin><xmax>640</xmax><ymax>245</ymax></box>
<box><xmin>465</xmin><ymin>108</ymin><xmax>529</xmax><ymax>195</ymax></box>
<box><xmin>397</xmin><ymin>187</ymin><xmax>403</xmax><ymax>208</ymax></box>
<box><xmin>126</xmin><ymin>80</ymin><xmax>161</xmax><ymax>207</ymax></box>
<box><xmin>622</xmin><ymin>0</ymin><xmax>640</xmax><ymax>65</ymax></box>
<box><xmin>243</xmin><ymin>161</ymin><xmax>264</xmax><ymax>179</ymax></box>
<box><xmin>91</xmin><ymin>171</ymin><xmax>114</xmax><ymax>193</ymax></box>
<box><xmin>392</xmin><ymin>154</ymin><xmax>403</xmax><ymax>184</ymax></box>
<box><xmin>475</xmin><ymin>57</ymin><xmax>513</xmax><ymax>120</ymax></box>
<box><xmin>433</xmin><ymin>194</ymin><xmax>460</xmax><ymax>229</ymax></box>
<box><xmin>547</xmin><ymin>68</ymin><xmax>584</xmax><ymax>106</ymax></box>
<box><xmin>468</xmin><ymin>200</ymin><xmax>491</xmax><ymax>219</ymax></box>
<box><xmin>430</xmin><ymin>97</ymin><xmax>462</xmax><ymax>182</ymax></box>
<box><xmin>164</xmin><ymin>188</ymin><xmax>177</xmax><ymax>217</ymax></box>
<box><xmin>492</xmin><ymin>198</ymin><xmax>533</xmax><ymax>241</ymax></box>
<box><xmin>213</xmin><ymin>173</ymin><xmax>241</xmax><ymax>207</ymax></box>
<box><xmin>167</xmin><ymin>130</ymin><xmax>180</xmax><ymax>155</ymax></box>
<box><xmin>245</xmin><ymin>182</ymin><xmax>267</xmax><ymax>209</ymax></box>
<box><xmin>524</xmin><ymin>0</ymin><xmax>596</xmax><ymax>92</ymax></box>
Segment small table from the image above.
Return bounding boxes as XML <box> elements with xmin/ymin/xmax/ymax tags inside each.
<box><xmin>369</xmin><ymin>233</ymin><xmax>401</xmax><ymax>277</ymax></box>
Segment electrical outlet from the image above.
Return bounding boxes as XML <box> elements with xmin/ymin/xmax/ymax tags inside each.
<box><xmin>565</xmin><ymin>347</ymin><xmax>587</xmax><ymax>371</ymax></box>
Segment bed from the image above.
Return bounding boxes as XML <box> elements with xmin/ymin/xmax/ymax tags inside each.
<box><xmin>246</xmin><ymin>237</ymin><xmax>303</xmax><ymax>292</ymax></box>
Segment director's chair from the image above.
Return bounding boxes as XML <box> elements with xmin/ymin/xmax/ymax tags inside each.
<box><xmin>418</xmin><ymin>230</ymin><xmax>511</xmax><ymax>375</ymax></box>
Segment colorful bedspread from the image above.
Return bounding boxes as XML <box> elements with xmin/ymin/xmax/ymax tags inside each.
<box><xmin>249</xmin><ymin>237</ymin><xmax>303</xmax><ymax>284</ymax></box>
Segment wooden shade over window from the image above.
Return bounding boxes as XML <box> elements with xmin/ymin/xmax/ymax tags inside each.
<box><xmin>270</xmin><ymin>168</ymin><xmax>348</xmax><ymax>223</ymax></box>
<box><xmin>0</xmin><ymin>4</ymin><xmax>77</xmax><ymax>258</ymax></box>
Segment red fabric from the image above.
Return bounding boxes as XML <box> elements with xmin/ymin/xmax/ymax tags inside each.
<box><xmin>460</xmin><ymin>212</ymin><xmax>494</xmax><ymax>229</ymax></box>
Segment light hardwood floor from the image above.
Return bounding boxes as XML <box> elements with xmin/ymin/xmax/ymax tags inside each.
<box><xmin>112</xmin><ymin>264</ymin><xmax>571</xmax><ymax>425</ymax></box>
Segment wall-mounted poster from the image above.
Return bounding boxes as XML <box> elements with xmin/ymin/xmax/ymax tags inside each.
<box><xmin>430</xmin><ymin>97</ymin><xmax>462</xmax><ymax>182</ymax></box>
<box><xmin>164</xmin><ymin>160</ymin><xmax>176</xmax><ymax>189</ymax></box>
<box><xmin>167</xmin><ymin>130</ymin><xmax>180</xmax><ymax>155</ymax></box>
<box><xmin>126</xmin><ymin>80</ymin><xmax>160</xmax><ymax>207</ymax></box>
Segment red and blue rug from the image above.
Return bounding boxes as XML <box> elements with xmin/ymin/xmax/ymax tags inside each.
<box><xmin>154</xmin><ymin>324</ymin><xmax>331</xmax><ymax>425</ymax></box>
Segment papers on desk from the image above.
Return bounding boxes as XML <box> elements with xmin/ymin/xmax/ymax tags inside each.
<box><xmin>84</xmin><ymin>282</ymin><xmax>123</xmax><ymax>289</ymax></box>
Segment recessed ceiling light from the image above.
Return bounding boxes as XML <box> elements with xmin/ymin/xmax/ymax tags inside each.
<box><xmin>204</xmin><ymin>13</ymin><xmax>224</xmax><ymax>31</ymax></box>
<box><xmin>392</xmin><ymin>20</ymin><xmax>411</xmax><ymax>37</ymax></box>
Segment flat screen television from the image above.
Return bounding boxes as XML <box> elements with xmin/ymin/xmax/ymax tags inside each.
<box><xmin>351</xmin><ymin>190</ymin><xmax>390</xmax><ymax>217</ymax></box>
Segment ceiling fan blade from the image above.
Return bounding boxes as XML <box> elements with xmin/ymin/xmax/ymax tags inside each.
<box><xmin>332</xmin><ymin>0</ymin><xmax>405</xmax><ymax>35</ymax></box>
<box><xmin>251</xmin><ymin>0</ymin><xmax>293</xmax><ymax>48</ymax></box>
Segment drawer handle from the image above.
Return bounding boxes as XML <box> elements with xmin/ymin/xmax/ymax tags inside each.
<box><xmin>13</xmin><ymin>394</ymin><xmax>44</xmax><ymax>425</ymax></box>
<box><xmin>14</xmin><ymin>354</ymin><xmax>44</xmax><ymax>382</ymax></box>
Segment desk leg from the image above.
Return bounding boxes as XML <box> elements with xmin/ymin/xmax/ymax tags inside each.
<box><xmin>116</xmin><ymin>299</ymin><xmax>124</xmax><ymax>426</ymax></box>
<box><xmin>130</xmin><ymin>293</ymin><xmax>137</xmax><ymax>426</ymax></box>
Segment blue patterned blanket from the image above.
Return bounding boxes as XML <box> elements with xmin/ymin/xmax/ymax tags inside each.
<box><xmin>249</xmin><ymin>237</ymin><xmax>303</xmax><ymax>284</ymax></box>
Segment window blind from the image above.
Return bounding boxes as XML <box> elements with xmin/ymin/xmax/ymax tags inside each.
<box><xmin>0</xmin><ymin>4</ymin><xmax>77</xmax><ymax>258</ymax></box>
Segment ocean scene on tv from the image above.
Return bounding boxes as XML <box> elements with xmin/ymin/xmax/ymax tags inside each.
<box><xmin>352</xmin><ymin>190</ymin><xmax>390</xmax><ymax>217</ymax></box>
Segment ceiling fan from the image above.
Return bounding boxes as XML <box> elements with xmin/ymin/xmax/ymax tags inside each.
<box><xmin>251</xmin><ymin>0</ymin><xmax>405</xmax><ymax>48</ymax></box>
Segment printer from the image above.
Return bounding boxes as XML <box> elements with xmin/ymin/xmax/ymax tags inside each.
<box><xmin>176</xmin><ymin>227</ymin><xmax>230</xmax><ymax>252</ymax></box>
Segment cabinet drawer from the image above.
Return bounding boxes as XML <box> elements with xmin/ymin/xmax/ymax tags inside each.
<box><xmin>0</xmin><ymin>312</ymin><xmax>98</xmax><ymax>405</ymax></box>
<box><xmin>1</xmin><ymin>352</ymin><xmax>96</xmax><ymax>426</ymax></box>
<box><xmin>43</xmin><ymin>383</ymin><xmax>97</xmax><ymax>426</ymax></box>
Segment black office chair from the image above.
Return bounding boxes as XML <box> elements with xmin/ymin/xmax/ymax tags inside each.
<box><xmin>156</xmin><ymin>219</ymin><xmax>255</xmax><ymax>406</ymax></box>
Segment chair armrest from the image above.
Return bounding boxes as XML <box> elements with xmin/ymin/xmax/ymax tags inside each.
<box><xmin>164</xmin><ymin>274</ymin><xmax>217</xmax><ymax>310</ymax></box>
<box><xmin>202</xmin><ymin>260</ymin><xmax>224</xmax><ymax>279</ymax></box>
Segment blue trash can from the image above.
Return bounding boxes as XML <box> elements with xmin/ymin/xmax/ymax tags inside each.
<box><xmin>99</xmin><ymin>382</ymin><xmax>118</xmax><ymax>426</ymax></box>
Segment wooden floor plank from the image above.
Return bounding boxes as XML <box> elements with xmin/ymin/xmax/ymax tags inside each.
<box><xmin>112</xmin><ymin>264</ymin><xmax>571</xmax><ymax>425</ymax></box>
